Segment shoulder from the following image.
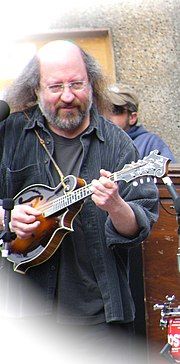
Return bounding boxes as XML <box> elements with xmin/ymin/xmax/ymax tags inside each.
<box><xmin>97</xmin><ymin>115</ymin><xmax>139</xmax><ymax>164</ymax></box>
<box><xmin>0</xmin><ymin>106</ymin><xmax>43</xmax><ymax>133</ymax></box>
<box><xmin>98</xmin><ymin>115</ymin><xmax>132</xmax><ymax>141</ymax></box>
<box><xmin>135</xmin><ymin>129</ymin><xmax>175</xmax><ymax>161</ymax></box>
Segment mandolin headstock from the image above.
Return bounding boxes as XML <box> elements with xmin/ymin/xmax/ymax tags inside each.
<box><xmin>116</xmin><ymin>150</ymin><xmax>170</xmax><ymax>184</ymax></box>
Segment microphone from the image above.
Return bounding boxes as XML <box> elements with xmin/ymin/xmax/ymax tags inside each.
<box><xmin>0</xmin><ymin>100</ymin><xmax>10</xmax><ymax>122</ymax></box>
<box><xmin>0</xmin><ymin>198</ymin><xmax>16</xmax><ymax>258</ymax></box>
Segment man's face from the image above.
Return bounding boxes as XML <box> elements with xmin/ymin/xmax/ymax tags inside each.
<box><xmin>107</xmin><ymin>109</ymin><xmax>131</xmax><ymax>131</ymax></box>
<box><xmin>36</xmin><ymin>52</ymin><xmax>92</xmax><ymax>133</ymax></box>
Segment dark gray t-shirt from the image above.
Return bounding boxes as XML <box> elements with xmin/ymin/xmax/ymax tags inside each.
<box><xmin>49</xmin><ymin>129</ymin><xmax>105</xmax><ymax>325</ymax></box>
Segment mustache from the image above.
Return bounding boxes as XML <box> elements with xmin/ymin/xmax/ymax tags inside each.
<box><xmin>56</xmin><ymin>101</ymin><xmax>81</xmax><ymax>108</ymax></box>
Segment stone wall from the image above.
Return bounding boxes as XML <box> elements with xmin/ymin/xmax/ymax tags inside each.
<box><xmin>48</xmin><ymin>0</ymin><xmax>180</xmax><ymax>160</ymax></box>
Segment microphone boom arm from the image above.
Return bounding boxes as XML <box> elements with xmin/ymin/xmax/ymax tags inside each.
<box><xmin>162</xmin><ymin>176</ymin><xmax>180</xmax><ymax>273</ymax></box>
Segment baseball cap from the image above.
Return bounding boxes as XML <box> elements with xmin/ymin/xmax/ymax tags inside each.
<box><xmin>107</xmin><ymin>83</ymin><xmax>139</xmax><ymax>111</ymax></box>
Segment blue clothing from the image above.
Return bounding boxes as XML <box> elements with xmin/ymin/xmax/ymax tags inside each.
<box><xmin>0</xmin><ymin>106</ymin><xmax>159</xmax><ymax>323</ymax></box>
<box><xmin>127</xmin><ymin>124</ymin><xmax>176</xmax><ymax>162</ymax></box>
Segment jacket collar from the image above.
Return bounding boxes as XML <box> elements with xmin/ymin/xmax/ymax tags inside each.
<box><xmin>24</xmin><ymin>104</ymin><xmax>105</xmax><ymax>142</ymax></box>
<box><xmin>83</xmin><ymin>107</ymin><xmax>105</xmax><ymax>142</ymax></box>
<box><xmin>24</xmin><ymin>105</ymin><xmax>46</xmax><ymax>130</ymax></box>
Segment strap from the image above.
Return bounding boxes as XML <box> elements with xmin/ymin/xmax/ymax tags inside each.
<box><xmin>23</xmin><ymin>111</ymin><xmax>67</xmax><ymax>189</ymax></box>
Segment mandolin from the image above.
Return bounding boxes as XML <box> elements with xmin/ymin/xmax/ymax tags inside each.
<box><xmin>6</xmin><ymin>150</ymin><xmax>169</xmax><ymax>274</ymax></box>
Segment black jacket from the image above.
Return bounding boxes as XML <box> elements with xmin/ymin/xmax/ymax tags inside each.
<box><xmin>0</xmin><ymin>106</ymin><xmax>159</xmax><ymax>322</ymax></box>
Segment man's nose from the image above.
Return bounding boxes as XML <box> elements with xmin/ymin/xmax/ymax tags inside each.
<box><xmin>60</xmin><ymin>86</ymin><xmax>75</xmax><ymax>103</ymax></box>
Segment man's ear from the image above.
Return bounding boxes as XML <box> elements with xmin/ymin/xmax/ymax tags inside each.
<box><xmin>129</xmin><ymin>112</ymin><xmax>138</xmax><ymax>126</ymax></box>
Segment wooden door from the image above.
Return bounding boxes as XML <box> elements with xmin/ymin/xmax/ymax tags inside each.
<box><xmin>143</xmin><ymin>164</ymin><xmax>180</xmax><ymax>360</ymax></box>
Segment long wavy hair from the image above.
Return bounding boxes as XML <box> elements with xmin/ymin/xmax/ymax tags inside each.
<box><xmin>4</xmin><ymin>45</ymin><xmax>111</xmax><ymax>115</ymax></box>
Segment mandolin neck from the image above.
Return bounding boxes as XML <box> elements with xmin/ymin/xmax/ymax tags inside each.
<box><xmin>42</xmin><ymin>150</ymin><xmax>168</xmax><ymax>218</ymax></box>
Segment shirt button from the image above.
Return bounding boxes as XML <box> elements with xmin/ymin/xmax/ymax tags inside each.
<box><xmin>44</xmin><ymin>159</ymin><xmax>48</xmax><ymax>164</ymax></box>
<box><xmin>50</xmin><ymin>265</ymin><xmax>56</xmax><ymax>271</ymax></box>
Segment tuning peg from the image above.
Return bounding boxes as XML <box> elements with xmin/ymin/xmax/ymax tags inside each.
<box><xmin>147</xmin><ymin>177</ymin><xmax>150</xmax><ymax>182</ymax></box>
<box><xmin>140</xmin><ymin>178</ymin><xmax>144</xmax><ymax>184</ymax></box>
<box><xmin>154</xmin><ymin>177</ymin><xmax>157</xmax><ymax>184</ymax></box>
<box><xmin>133</xmin><ymin>181</ymin><xmax>138</xmax><ymax>187</ymax></box>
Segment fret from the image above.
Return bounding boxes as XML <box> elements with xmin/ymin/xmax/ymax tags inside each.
<box><xmin>42</xmin><ymin>150</ymin><xmax>168</xmax><ymax>218</ymax></box>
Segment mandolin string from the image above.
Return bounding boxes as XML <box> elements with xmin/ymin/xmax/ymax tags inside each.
<box><xmin>35</xmin><ymin>183</ymin><xmax>93</xmax><ymax>214</ymax></box>
<box><xmin>34</xmin><ymin>161</ymin><xmax>150</xmax><ymax>215</ymax></box>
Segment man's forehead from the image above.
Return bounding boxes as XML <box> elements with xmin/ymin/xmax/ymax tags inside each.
<box><xmin>37</xmin><ymin>40</ymin><xmax>81</xmax><ymax>63</ymax></box>
<box><xmin>38</xmin><ymin>41</ymin><xmax>88</xmax><ymax>83</ymax></box>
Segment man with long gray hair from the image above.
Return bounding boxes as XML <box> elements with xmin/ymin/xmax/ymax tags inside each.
<box><xmin>0</xmin><ymin>40</ymin><xmax>159</xmax><ymax>361</ymax></box>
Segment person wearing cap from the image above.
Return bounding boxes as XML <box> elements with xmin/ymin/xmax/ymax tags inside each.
<box><xmin>106</xmin><ymin>83</ymin><xmax>176</xmax><ymax>162</ymax></box>
<box><xmin>106</xmin><ymin>83</ymin><xmax>176</xmax><ymax>339</ymax></box>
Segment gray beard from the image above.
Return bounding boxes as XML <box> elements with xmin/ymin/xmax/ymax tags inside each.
<box><xmin>40</xmin><ymin>107</ymin><xmax>86</xmax><ymax>131</ymax></box>
<box><xmin>38</xmin><ymin>98</ymin><xmax>92</xmax><ymax>132</ymax></box>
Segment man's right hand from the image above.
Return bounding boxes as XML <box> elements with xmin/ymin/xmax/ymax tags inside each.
<box><xmin>10</xmin><ymin>204</ymin><xmax>41</xmax><ymax>239</ymax></box>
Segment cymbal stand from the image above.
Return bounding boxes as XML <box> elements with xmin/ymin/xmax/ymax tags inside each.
<box><xmin>154</xmin><ymin>295</ymin><xmax>180</xmax><ymax>363</ymax></box>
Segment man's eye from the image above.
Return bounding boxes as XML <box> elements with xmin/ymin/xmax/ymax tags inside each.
<box><xmin>71</xmin><ymin>82</ymin><xmax>84</xmax><ymax>90</ymax></box>
<box><xmin>48</xmin><ymin>85</ymin><xmax>63</xmax><ymax>93</ymax></box>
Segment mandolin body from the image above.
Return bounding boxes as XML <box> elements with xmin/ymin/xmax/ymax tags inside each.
<box><xmin>8</xmin><ymin>175</ymin><xmax>85</xmax><ymax>274</ymax></box>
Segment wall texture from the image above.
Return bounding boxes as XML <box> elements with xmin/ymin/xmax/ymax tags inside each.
<box><xmin>47</xmin><ymin>0</ymin><xmax>180</xmax><ymax>160</ymax></box>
